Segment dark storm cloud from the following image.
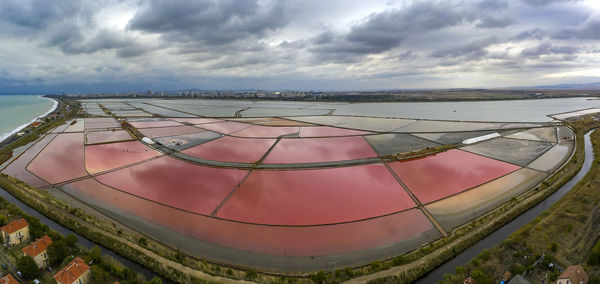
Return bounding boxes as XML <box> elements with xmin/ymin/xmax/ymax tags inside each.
<box><xmin>0</xmin><ymin>0</ymin><xmax>147</xmax><ymax>57</ymax></box>
<box><xmin>128</xmin><ymin>0</ymin><xmax>288</xmax><ymax>46</ymax></box>
<box><xmin>521</xmin><ymin>42</ymin><xmax>579</xmax><ymax>58</ymax></box>
<box><xmin>523</xmin><ymin>0</ymin><xmax>580</xmax><ymax>7</ymax></box>
<box><xmin>430</xmin><ymin>37</ymin><xmax>498</xmax><ymax>60</ymax></box>
<box><xmin>513</xmin><ymin>28</ymin><xmax>547</xmax><ymax>40</ymax></box>
<box><xmin>307</xmin><ymin>1</ymin><xmax>512</xmax><ymax>63</ymax></box>
<box><xmin>553</xmin><ymin>16</ymin><xmax>600</xmax><ymax>39</ymax></box>
<box><xmin>0</xmin><ymin>0</ymin><xmax>90</xmax><ymax>31</ymax></box>
<box><xmin>476</xmin><ymin>16</ymin><xmax>515</xmax><ymax>28</ymax></box>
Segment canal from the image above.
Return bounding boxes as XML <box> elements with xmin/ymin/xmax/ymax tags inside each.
<box><xmin>416</xmin><ymin>130</ymin><xmax>595</xmax><ymax>283</ymax></box>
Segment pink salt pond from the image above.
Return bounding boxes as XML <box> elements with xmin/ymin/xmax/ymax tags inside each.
<box><xmin>196</xmin><ymin>121</ymin><xmax>252</xmax><ymax>134</ymax></box>
<box><xmin>95</xmin><ymin>156</ymin><xmax>247</xmax><ymax>215</ymax></box>
<box><xmin>27</xmin><ymin>133</ymin><xmax>87</xmax><ymax>184</ymax></box>
<box><xmin>182</xmin><ymin>136</ymin><xmax>276</xmax><ymax>163</ymax></box>
<box><xmin>129</xmin><ymin>120</ymin><xmax>182</xmax><ymax>128</ymax></box>
<box><xmin>389</xmin><ymin>149</ymin><xmax>520</xmax><ymax>204</ymax></box>
<box><xmin>85</xmin><ymin>141</ymin><xmax>161</xmax><ymax>174</ymax></box>
<box><xmin>217</xmin><ymin>164</ymin><xmax>415</xmax><ymax>225</ymax></box>
<box><xmin>263</xmin><ymin>136</ymin><xmax>377</xmax><ymax>164</ymax></box>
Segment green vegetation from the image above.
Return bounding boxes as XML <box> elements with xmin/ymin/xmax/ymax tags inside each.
<box><xmin>17</xmin><ymin>255</ymin><xmax>39</xmax><ymax>279</ymax></box>
<box><xmin>589</xmin><ymin>240</ymin><xmax>600</xmax><ymax>266</ymax></box>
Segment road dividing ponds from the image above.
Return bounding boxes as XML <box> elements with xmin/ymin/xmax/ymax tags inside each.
<box><xmin>425</xmin><ymin>168</ymin><xmax>547</xmax><ymax>232</ymax></box>
<box><xmin>170</xmin><ymin>118</ymin><xmax>223</xmax><ymax>124</ymax></box>
<box><xmin>414</xmin><ymin>130</ymin><xmax>497</xmax><ymax>144</ymax></box>
<box><xmin>389</xmin><ymin>149</ymin><xmax>520</xmax><ymax>204</ymax></box>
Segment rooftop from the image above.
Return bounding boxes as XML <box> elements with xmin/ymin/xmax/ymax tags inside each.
<box><xmin>22</xmin><ymin>235</ymin><xmax>52</xmax><ymax>257</ymax></box>
<box><xmin>53</xmin><ymin>257</ymin><xmax>89</xmax><ymax>284</ymax></box>
<box><xmin>1</xmin><ymin>218</ymin><xmax>28</xmax><ymax>235</ymax></box>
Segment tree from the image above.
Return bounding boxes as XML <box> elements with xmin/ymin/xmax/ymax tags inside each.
<box><xmin>17</xmin><ymin>255</ymin><xmax>39</xmax><ymax>279</ymax></box>
<box><xmin>90</xmin><ymin>266</ymin><xmax>109</xmax><ymax>284</ymax></box>
<box><xmin>147</xmin><ymin>277</ymin><xmax>163</xmax><ymax>284</ymax></box>
<box><xmin>65</xmin><ymin>234</ymin><xmax>78</xmax><ymax>247</ymax></box>
<box><xmin>47</xmin><ymin>239</ymin><xmax>69</xmax><ymax>266</ymax></box>
<box><xmin>0</xmin><ymin>215</ymin><xmax>7</xmax><ymax>226</ymax></box>
<box><xmin>90</xmin><ymin>245</ymin><xmax>102</xmax><ymax>263</ymax></box>
<box><xmin>26</xmin><ymin>217</ymin><xmax>49</xmax><ymax>239</ymax></box>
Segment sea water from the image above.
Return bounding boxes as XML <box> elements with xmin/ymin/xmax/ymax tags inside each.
<box><xmin>0</xmin><ymin>95</ymin><xmax>57</xmax><ymax>143</ymax></box>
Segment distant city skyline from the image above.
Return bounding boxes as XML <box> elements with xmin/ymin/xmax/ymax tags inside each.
<box><xmin>1</xmin><ymin>0</ymin><xmax>599</xmax><ymax>93</ymax></box>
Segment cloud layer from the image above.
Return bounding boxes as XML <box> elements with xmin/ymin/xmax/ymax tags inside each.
<box><xmin>0</xmin><ymin>0</ymin><xmax>599</xmax><ymax>92</ymax></box>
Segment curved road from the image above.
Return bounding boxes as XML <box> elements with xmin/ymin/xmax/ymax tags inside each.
<box><xmin>416</xmin><ymin>130</ymin><xmax>595</xmax><ymax>283</ymax></box>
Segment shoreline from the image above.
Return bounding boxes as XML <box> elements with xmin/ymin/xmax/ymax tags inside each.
<box><xmin>0</xmin><ymin>96</ymin><xmax>58</xmax><ymax>143</ymax></box>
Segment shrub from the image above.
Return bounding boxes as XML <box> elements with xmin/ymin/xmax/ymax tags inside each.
<box><xmin>138</xmin><ymin>237</ymin><xmax>148</xmax><ymax>246</ymax></box>
<box><xmin>311</xmin><ymin>271</ymin><xmax>327</xmax><ymax>284</ymax></box>
<box><xmin>588</xmin><ymin>240</ymin><xmax>600</xmax><ymax>265</ymax></box>
<box><xmin>66</xmin><ymin>234</ymin><xmax>78</xmax><ymax>247</ymax></box>
<box><xmin>471</xmin><ymin>269</ymin><xmax>493</xmax><ymax>284</ymax></box>
<box><xmin>245</xmin><ymin>269</ymin><xmax>257</xmax><ymax>280</ymax></box>
<box><xmin>17</xmin><ymin>255</ymin><xmax>39</xmax><ymax>279</ymax></box>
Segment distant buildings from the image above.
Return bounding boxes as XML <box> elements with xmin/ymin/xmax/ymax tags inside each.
<box><xmin>53</xmin><ymin>257</ymin><xmax>90</xmax><ymax>284</ymax></box>
<box><xmin>1</xmin><ymin>218</ymin><xmax>30</xmax><ymax>245</ymax></box>
<box><xmin>0</xmin><ymin>274</ymin><xmax>18</xmax><ymax>284</ymax></box>
<box><xmin>22</xmin><ymin>235</ymin><xmax>53</xmax><ymax>268</ymax></box>
<box><xmin>555</xmin><ymin>265</ymin><xmax>588</xmax><ymax>284</ymax></box>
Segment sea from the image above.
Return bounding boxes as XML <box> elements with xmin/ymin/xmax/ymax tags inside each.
<box><xmin>0</xmin><ymin>95</ymin><xmax>57</xmax><ymax>143</ymax></box>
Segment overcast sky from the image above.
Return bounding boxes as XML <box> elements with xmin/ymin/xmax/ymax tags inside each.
<box><xmin>1</xmin><ymin>0</ymin><xmax>599</xmax><ymax>93</ymax></box>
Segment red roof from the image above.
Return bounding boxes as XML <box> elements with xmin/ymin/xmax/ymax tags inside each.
<box><xmin>1</xmin><ymin>218</ymin><xmax>28</xmax><ymax>235</ymax></box>
<box><xmin>0</xmin><ymin>274</ymin><xmax>18</xmax><ymax>284</ymax></box>
<box><xmin>22</xmin><ymin>235</ymin><xmax>52</xmax><ymax>257</ymax></box>
<box><xmin>54</xmin><ymin>257</ymin><xmax>89</xmax><ymax>284</ymax></box>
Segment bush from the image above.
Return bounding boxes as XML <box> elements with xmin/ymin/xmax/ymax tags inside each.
<box><xmin>17</xmin><ymin>255</ymin><xmax>39</xmax><ymax>279</ymax></box>
<box><xmin>66</xmin><ymin>234</ymin><xmax>78</xmax><ymax>247</ymax></box>
<box><xmin>510</xmin><ymin>263</ymin><xmax>526</xmax><ymax>275</ymax></box>
<box><xmin>311</xmin><ymin>271</ymin><xmax>327</xmax><ymax>284</ymax></box>
<box><xmin>549</xmin><ymin>270</ymin><xmax>561</xmax><ymax>282</ymax></box>
<box><xmin>48</xmin><ymin>239</ymin><xmax>70</xmax><ymax>266</ymax></box>
<box><xmin>479</xmin><ymin>249</ymin><xmax>491</xmax><ymax>261</ymax></box>
<box><xmin>471</xmin><ymin>269</ymin><xmax>493</xmax><ymax>284</ymax></box>
<box><xmin>245</xmin><ymin>269</ymin><xmax>257</xmax><ymax>280</ymax></box>
<box><xmin>588</xmin><ymin>240</ymin><xmax>600</xmax><ymax>265</ymax></box>
<box><xmin>138</xmin><ymin>237</ymin><xmax>148</xmax><ymax>246</ymax></box>
<box><xmin>91</xmin><ymin>265</ymin><xmax>109</xmax><ymax>283</ymax></box>
<box><xmin>0</xmin><ymin>215</ymin><xmax>7</xmax><ymax>226</ymax></box>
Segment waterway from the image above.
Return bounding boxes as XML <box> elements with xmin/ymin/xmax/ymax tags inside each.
<box><xmin>0</xmin><ymin>185</ymin><xmax>165</xmax><ymax>282</ymax></box>
<box><xmin>416</xmin><ymin>130</ymin><xmax>595</xmax><ymax>283</ymax></box>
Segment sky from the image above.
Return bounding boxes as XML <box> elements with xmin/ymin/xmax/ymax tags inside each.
<box><xmin>0</xmin><ymin>0</ymin><xmax>599</xmax><ymax>93</ymax></box>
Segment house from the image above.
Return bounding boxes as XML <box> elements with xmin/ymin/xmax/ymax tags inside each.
<box><xmin>556</xmin><ymin>265</ymin><xmax>588</xmax><ymax>284</ymax></box>
<box><xmin>0</xmin><ymin>274</ymin><xmax>19</xmax><ymax>284</ymax></box>
<box><xmin>1</xmin><ymin>219</ymin><xmax>29</xmax><ymax>245</ymax></box>
<box><xmin>22</xmin><ymin>235</ymin><xmax>53</xmax><ymax>268</ymax></box>
<box><xmin>53</xmin><ymin>257</ymin><xmax>90</xmax><ymax>284</ymax></box>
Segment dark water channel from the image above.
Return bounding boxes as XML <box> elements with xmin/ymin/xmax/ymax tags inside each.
<box><xmin>417</xmin><ymin>130</ymin><xmax>594</xmax><ymax>283</ymax></box>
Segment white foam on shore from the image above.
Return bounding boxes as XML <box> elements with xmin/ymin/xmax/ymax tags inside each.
<box><xmin>0</xmin><ymin>96</ymin><xmax>58</xmax><ymax>143</ymax></box>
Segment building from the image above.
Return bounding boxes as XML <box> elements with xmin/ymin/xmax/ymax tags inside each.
<box><xmin>1</xmin><ymin>218</ymin><xmax>29</xmax><ymax>245</ymax></box>
<box><xmin>53</xmin><ymin>257</ymin><xmax>90</xmax><ymax>284</ymax></box>
<box><xmin>0</xmin><ymin>274</ymin><xmax>18</xmax><ymax>284</ymax></box>
<box><xmin>556</xmin><ymin>265</ymin><xmax>588</xmax><ymax>284</ymax></box>
<box><xmin>22</xmin><ymin>235</ymin><xmax>53</xmax><ymax>268</ymax></box>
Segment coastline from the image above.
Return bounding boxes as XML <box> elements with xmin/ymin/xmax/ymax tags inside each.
<box><xmin>0</xmin><ymin>96</ymin><xmax>58</xmax><ymax>143</ymax></box>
